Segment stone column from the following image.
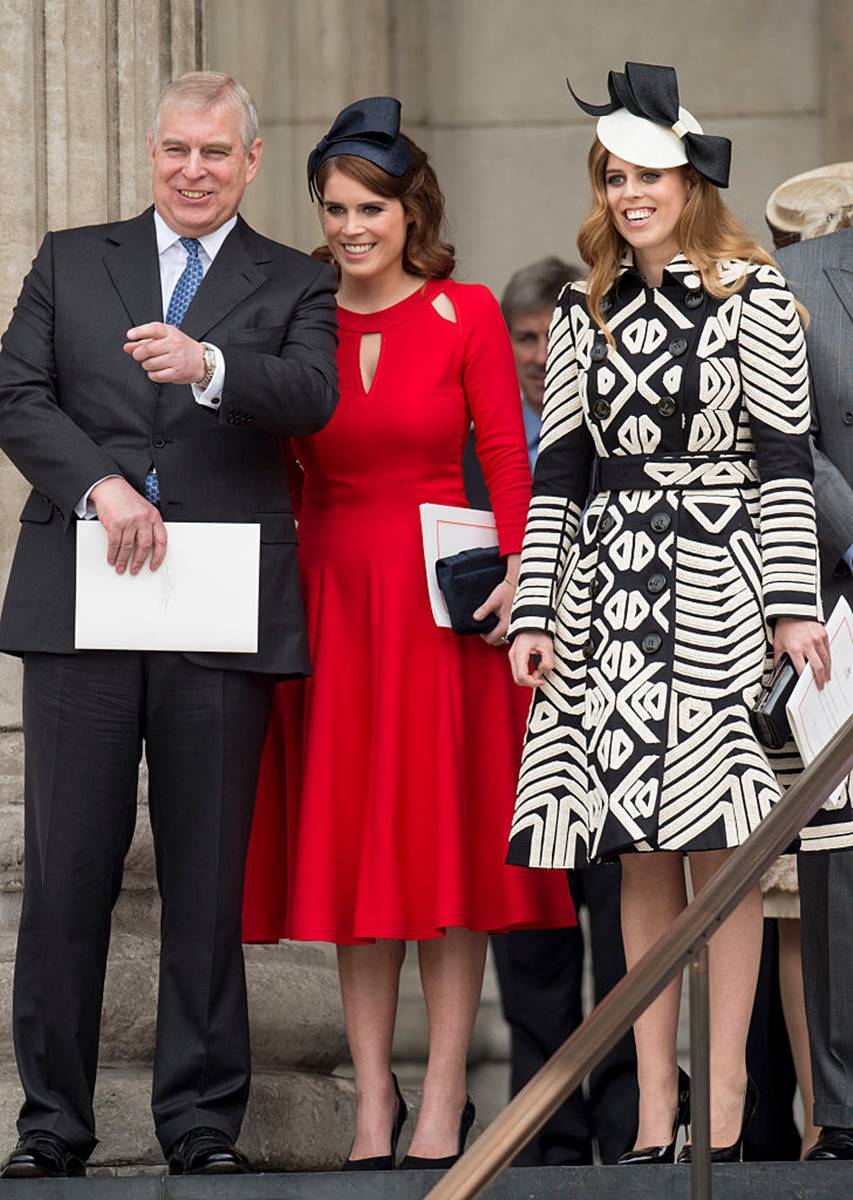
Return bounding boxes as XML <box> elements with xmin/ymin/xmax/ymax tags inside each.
<box><xmin>0</xmin><ymin>0</ymin><xmax>350</xmax><ymax>1172</ymax></box>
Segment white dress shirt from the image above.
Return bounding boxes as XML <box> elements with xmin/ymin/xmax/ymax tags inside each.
<box><xmin>76</xmin><ymin>209</ymin><xmax>237</xmax><ymax>518</ymax></box>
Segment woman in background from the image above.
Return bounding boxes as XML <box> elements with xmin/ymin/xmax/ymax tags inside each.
<box><xmin>508</xmin><ymin>63</ymin><xmax>828</xmax><ymax>1165</ymax></box>
<box><xmin>243</xmin><ymin>97</ymin><xmax>573</xmax><ymax>1171</ymax></box>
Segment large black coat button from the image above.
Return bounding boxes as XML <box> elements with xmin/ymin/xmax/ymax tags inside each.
<box><xmin>650</xmin><ymin>512</ymin><xmax>671</xmax><ymax>533</ymax></box>
<box><xmin>647</xmin><ymin>573</ymin><xmax>667</xmax><ymax>595</ymax></box>
<box><xmin>668</xmin><ymin>337</ymin><xmax>688</xmax><ymax>357</ymax></box>
<box><xmin>591</xmin><ymin>342</ymin><xmax>608</xmax><ymax>362</ymax></box>
<box><xmin>593</xmin><ymin>399</ymin><xmax>611</xmax><ymax>419</ymax></box>
<box><xmin>153</xmin><ymin>435</ymin><xmax>166</xmax><ymax>449</ymax></box>
<box><xmin>844</xmin><ymin>412</ymin><xmax>853</xmax><ymax>426</ymax></box>
<box><xmin>599</xmin><ymin>514</ymin><xmax>616</xmax><ymax>534</ymax></box>
<box><xmin>582</xmin><ymin>640</ymin><xmax>595</xmax><ymax>660</ymax></box>
<box><xmin>642</xmin><ymin>633</ymin><xmax>662</xmax><ymax>655</ymax></box>
<box><xmin>657</xmin><ymin>397</ymin><xmax>677</xmax><ymax>417</ymax></box>
<box><xmin>589</xmin><ymin>577</ymin><xmax>600</xmax><ymax>597</ymax></box>
<box><xmin>684</xmin><ymin>289</ymin><xmax>704</xmax><ymax>309</ymax></box>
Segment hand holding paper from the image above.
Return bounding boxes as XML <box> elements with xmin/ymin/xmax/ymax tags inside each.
<box><xmin>90</xmin><ymin>477</ymin><xmax>167</xmax><ymax>574</ymax></box>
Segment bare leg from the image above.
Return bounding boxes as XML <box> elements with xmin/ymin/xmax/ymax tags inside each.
<box><xmin>620</xmin><ymin>852</ymin><xmax>687</xmax><ymax>1149</ymax></box>
<box><xmin>407</xmin><ymin>928</ymin><xmax>488</xmax><ymax>1158</ymax></box>
<box><xmin>337</xmin><ymin>940</ymin><xmax>406</xmax><ymax>1159</ymax></box>
<box><xmin>777</xmin><ymin>917</ymin><xmax>819</xmax><ymax>1157</ymax></box>
<box><xmin>688</xmin><ymin>850</ymin><xmax>763</xmax><ymax>1148</ymax></box>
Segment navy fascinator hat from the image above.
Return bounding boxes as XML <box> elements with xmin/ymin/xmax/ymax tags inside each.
<box><xmin>307</xmin><ymin>96</ymin><xmax>412</xmax><ymax>200</ymax></box>
<box><xmin>568</xmin><ymin>62</ymin><xmax>731</xmax><ymax>189</ymax></box>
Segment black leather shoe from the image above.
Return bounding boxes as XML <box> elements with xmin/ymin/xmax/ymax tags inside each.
<box><xmin>677</xmin><ymin>1077</ymin><xmax>758</xmax><ymax>1164</ymax></box>
<box><xmin>805</xmin><ymin>1127</ymin><xmax>853</xmax><ymax>1160</ymax></box>
<box><xmin>618</xmin><ymin>1066</ymin><xmax>690</xmax><ymax>1165</ymax></box>
<box><xmin>167</xmin><ymin>1127</ymin><xmax>251</xmax><ymax>1175</ymax></box>
<box><xmin>399</xmin><ymin>1097</ymin><xmax>476</xmax><ymax>1170</ymax></box>
<box><xmin>1</xmin><ymin>1131</ymin><xmax>86</xmax><ymax>1179</ymax></box>
<box><xmin>342</xmin><ymin>1072</ymin><xmax>409</xmax><ymax>1171</ymax></box>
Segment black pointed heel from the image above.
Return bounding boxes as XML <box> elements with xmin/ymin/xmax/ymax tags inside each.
<box><xmin>399</xmin><ymin>1096</ymin><xmax>476</xmax><ymax>1170</ymax></box>
<box><xmin>618</xmin><ymin>1066</ymin><xmax>690</xmax><ymax>1165</ymax></box>
<box><xmin>341</xmin><ymin>1072</ymin><xmax>408</xmax><ymax>1171</ymax></box>
<box><xmin>677</xmin><ymin>1076</ymin><xmax>758</xmax><ymax>1164</ymax></box>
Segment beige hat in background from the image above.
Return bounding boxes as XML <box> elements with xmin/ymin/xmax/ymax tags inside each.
<box><xmin>766</xmin><ymin>162</ymin><xmax>853</xmax><ymax>245</ymax></box>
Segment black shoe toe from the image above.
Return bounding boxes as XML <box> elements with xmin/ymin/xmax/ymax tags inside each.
<box><xmin>0</xmin><ymin>1131</ymin><xmax>86</xmax><ymax>1179</ymax></box>
<box><xmin>168</xmin><ymin>1126</ymin><xmax>251</xmax><ymax>1175</ymax></box>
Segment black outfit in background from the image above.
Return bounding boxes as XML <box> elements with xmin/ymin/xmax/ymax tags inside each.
<box><xmin>0</xmin><ymin>208</ymin><xmax>338</xmax><ymax>1156</ymax></box>
<box><xmin>466</xmin><ymin>437</ymin><xmax>637</xmax><ymax>1164</ymax></box>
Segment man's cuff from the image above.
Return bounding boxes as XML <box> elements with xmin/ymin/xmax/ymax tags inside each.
<box><xmin>74</xmin><ymin>475</ymin><xmax>120</xmax><ymax>520</ymax></box>
<box><xmin>191</xmin><ymin>344</ymin><xmax>224</xmax><ymax>409</ymax></box>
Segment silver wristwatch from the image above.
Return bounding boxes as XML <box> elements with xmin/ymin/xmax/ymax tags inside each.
<box><xmin>198</xmin><ymin>342</ymin><xmax>217</xmax><ymax>390</ymax></box>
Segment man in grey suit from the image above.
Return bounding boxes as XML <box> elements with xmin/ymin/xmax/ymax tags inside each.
<box><xmin>0</xmin><ymin>72</ymin><xmax>337</xmax><ymax>1177</ymax></box>
<box><xmin>775</xmin><ymin>179</ymin><xmax>853</xmax><ymax>1160</ymax></box>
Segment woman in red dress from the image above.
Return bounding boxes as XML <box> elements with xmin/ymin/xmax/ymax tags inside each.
<box><xmin>243</xmin><ymin>97</ymin><xmax>574</xmax><ymax>1170</ymax></box>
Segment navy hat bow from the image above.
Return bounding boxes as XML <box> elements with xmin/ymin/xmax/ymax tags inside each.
<box><xmin>568</xmin><ymin>62</ymin><xmax>731</xmax><ymax>188</ymax></box>
<box><xmin>307</xmin><ymin>96</ymin><xmax>412</xmax><ymax>200</ymax></box>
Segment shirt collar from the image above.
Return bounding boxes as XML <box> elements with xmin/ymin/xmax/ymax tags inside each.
<box><xmin>153</xmin><ymin>209</ymin><xmax>238</xmax><ymax>262</ymax></box>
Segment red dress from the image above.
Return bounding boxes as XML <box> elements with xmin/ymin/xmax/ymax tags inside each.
<box><xmin>242</xmin><ymin>279</ymin><xmax>575</xmax><ymax>944</ymax></box>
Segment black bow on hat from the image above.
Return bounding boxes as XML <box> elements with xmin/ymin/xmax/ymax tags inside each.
<box><xmin>568</xmin><ymin>62</ymin><xmax>731</xmax><ymax>188</ymax></box>
<box><xmin>307</xmin><ymin>96</ymin><xmax>412</xmax><ymax>200</ymax></box>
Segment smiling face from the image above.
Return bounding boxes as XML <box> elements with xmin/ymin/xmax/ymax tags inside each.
<box><xmin>149</xmin><ymin>101</ymin><xmax>261</xmax><ymax>238</ymax></box>
<box><xmin>508</xmin><ymin>308</ymin><xmax>552</xmax><ymax>414</ymax></box>
<box><xmin>604</xmin><ymin>154</ymin><xmax>692</xmax><ymax>262</ymax></box>
<box><xmin>319</xmin><ymin>166</ymin><xmax>409</xmax><ymax>283</ymax></box>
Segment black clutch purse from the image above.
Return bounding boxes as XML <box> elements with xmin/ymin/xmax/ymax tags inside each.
<box><xmin>749</xmin><ymin>654</ymin><xmax>797</xmax><ymax>750</ymax></box>
<box><xmin>435</xmin><ymin>546</ymin><xmax>505</xmax><ymax>635</ymax></box>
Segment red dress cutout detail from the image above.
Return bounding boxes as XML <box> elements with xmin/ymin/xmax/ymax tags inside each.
<box><xmin>243</xmin><ymin>280</ymin><xmax>575</xmax><ymax>943</ymax></box>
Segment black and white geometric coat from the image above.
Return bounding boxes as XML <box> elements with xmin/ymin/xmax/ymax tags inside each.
<box><xmin>507</xmin><ymin>252</ymin><xmax>822</xmax><ymax>870</ymax></box>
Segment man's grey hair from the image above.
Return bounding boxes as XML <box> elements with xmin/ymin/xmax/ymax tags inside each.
<box><xmin>501</xmin><ymin>256</ymin><xmax>583</xmax><ymax>327</ymax></box>
<box><xmin>153</xmin><ymin>71</ymin><xmax>259</xmax><ymax>152</ymax></box>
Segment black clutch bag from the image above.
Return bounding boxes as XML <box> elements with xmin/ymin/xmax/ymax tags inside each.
<box><xmin>749</xmin><ymin>654</ymin><xmax>797</xmax><ymax>750</ymax></box>
<box><xmin>435</xmin><ymin>546</ymin><xmax>505</xmax><ymax>635</ymax></box>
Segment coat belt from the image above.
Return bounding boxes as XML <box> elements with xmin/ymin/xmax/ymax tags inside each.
<box><xmin>591</xmin><ymin>453</ymin><xmax>759</xmax><ymax>492</ymax></box>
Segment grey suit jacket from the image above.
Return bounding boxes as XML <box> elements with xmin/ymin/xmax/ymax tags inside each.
<box><xmin>778</xmin><ymin>230</ymin><xmax>853</xmax><ymax>616</ymax></box>
<box><xmin>0</xmin><ymin>208</ymin><xmax>338</xmax><ymax>675</ymax></box>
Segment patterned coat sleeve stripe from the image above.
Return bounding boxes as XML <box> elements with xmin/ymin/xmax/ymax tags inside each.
<box><xmin>738</xmin><ymin>267</ymin><xmax>822</xmax><ymax>622</ymax></box>
<box><xmin>510</xmin><ymin>286</ymin><xmax>590</xmax><ymax>639</ymax></box>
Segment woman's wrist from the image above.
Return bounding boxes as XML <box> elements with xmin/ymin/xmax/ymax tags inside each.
<box><xmin>503</xmin><ymin>552</ymin><xmax>521</xmax><ymax>588</ymax></box>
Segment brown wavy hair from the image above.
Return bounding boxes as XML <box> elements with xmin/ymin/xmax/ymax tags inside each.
<box><xmin>578</xmin><ymin>138</ymin><xmax>807</xmax><ymax>344</ymax></box>
<box><xmin>311</xmin><ymin>134</ymin><xmax>455</xmax><ymax>280</ymax></box>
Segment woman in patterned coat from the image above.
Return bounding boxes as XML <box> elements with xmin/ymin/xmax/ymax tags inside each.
<box><xmin>508</xmin><ymin>63</ymin><xmax>830</xmax><ymax>1163</ymax></box>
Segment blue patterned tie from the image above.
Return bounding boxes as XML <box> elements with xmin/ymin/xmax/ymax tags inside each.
<box><xmin>145</xmin><ymin>238</ymin><xmax>203</xmax><ymax>507</ymax></box>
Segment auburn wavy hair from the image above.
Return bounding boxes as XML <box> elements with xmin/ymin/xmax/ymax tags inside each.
<box><xmin>311</xmin><ymin>134</ymin><xmax>455</xmax><ymax>280</ymax></box>
<box><xmin>578</xmin><ymin>138</ymin><xmax>807</xmax><ymax>345</ymax></box>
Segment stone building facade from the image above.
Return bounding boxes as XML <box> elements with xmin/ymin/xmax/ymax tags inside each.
<box><xmin>1</xmin><ymin>0</ymin><xmax>852</xmax><ymax>1171</ymax></box>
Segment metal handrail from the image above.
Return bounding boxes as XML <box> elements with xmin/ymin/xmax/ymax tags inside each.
<box><xmin>427</xmin><ymin>714</ymin><xmax>853</xmax><ymax>1200</ymax></box>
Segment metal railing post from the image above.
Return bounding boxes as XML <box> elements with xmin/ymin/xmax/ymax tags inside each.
<box><xmin>689</xmin><ymin>943</ymin><xmax>711</xmax><ymax>1199</ymax></box>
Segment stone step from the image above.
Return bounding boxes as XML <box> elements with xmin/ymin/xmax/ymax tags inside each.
<box><xmin>0</xmin><ymin>1162</ymin><xmax>851</xmax><ymax>1198</ymax></box>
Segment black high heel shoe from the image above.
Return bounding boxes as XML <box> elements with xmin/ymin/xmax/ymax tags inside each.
<box><xmin>341</xmin><ymin>1073</ymin><xmax>408</xmax><ymax>1171</ymax></box>
<box><xmin>399</xmin><ymin>1096</ymin><xmax>476</xmax><ymax>1170</ymax></box>
<box><xmin>677</xmin><ymin>1076</ymin><xmax>758</xmax><ymax>1164</ymax></box>
<box><xmin>618</xmin><ymin>1066</ymin><xmax>691</xmax><ymax>1165</ymax></box>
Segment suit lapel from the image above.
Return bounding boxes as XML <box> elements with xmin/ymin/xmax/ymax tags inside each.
<box><xmin>102</xmin><ymin>208</ymin><xmax>163</xmax><ymax>328</ymax></box>
<box><xmin>180</xmin><ymin>217</ymin><xmax>271</xmax><ymax>342</ymax></box>
<box><xmin>825</xmin><ymin>265</ymin><xmax>853</xmax><ymax>326</ymax></box>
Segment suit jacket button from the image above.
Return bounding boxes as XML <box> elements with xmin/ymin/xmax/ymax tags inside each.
<box><xmin>599</xmin><ymin>514</ymin><xmax>616</xmax><ymax>534</ymax></box>
<box><xmin>153</xmin><ymin>436</ymin><xmax>166</xmax><ymax>449</ymax></box>
<box><xmin>684</xmin><ymin>289</ymin><xmax>704</xmax><ymax>309</ymax></box>
<box><xmin>650</xmin><ymin>512</ymin><xmax>671</xmax><ymax>533</ymax></box>
<box><xmin>593</xmin><ymin>399</ymin><xmax>611</xmax><ymax>419</ymax></box>
<box><xmin>582</xmin><ymin>639</ymin><xmax>595</xmax><ymax>660</ymax></box>
<box><xmin>642</xmin><ymin>633</ymin><xmax>662</xmax><ymax>655</ymax></box>
<box><xmin>844</xmin><ymin>412</ymin><xmax>853</xmax><ymax>426</ymax></box>
<box><xmin>647</xmin><ymin>573</ymin><xmax>667</xmax><ymax>594</ymax></box>
<box><xmin>591</xmin><ymin>342</ymin><xmax>608</xmax><ymax>362</ymax></box>
<box><xmin>668</xmin><ymin>337</ymin><xmax>688</xmax><ymax>356</ymax></box>
<box><xmin>657</xmin><ymin>397</ymin><xmax>677</xmax><ymax>417</ymax></box>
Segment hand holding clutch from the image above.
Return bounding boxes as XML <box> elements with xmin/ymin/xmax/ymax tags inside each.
<box><xmin>750</xmin><ymin>655</ymin><xmax>797</xmax><ymax>750</ymax></box>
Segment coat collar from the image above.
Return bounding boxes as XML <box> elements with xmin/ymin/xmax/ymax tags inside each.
<box><xmin>103</xmin><ymin>207</ymin><xmax>272</xmax><ymax>339</ymax></box>
<box><xmin>617</xmin><ymin>247</ymin><xmax>703</xmax><ymax>290</ymax></box>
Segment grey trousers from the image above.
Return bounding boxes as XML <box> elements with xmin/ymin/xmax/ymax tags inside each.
<box><xmin>798</xmin><ymin>848</ymin><xmax>853</xmax><ymax>1127</ymax></box>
